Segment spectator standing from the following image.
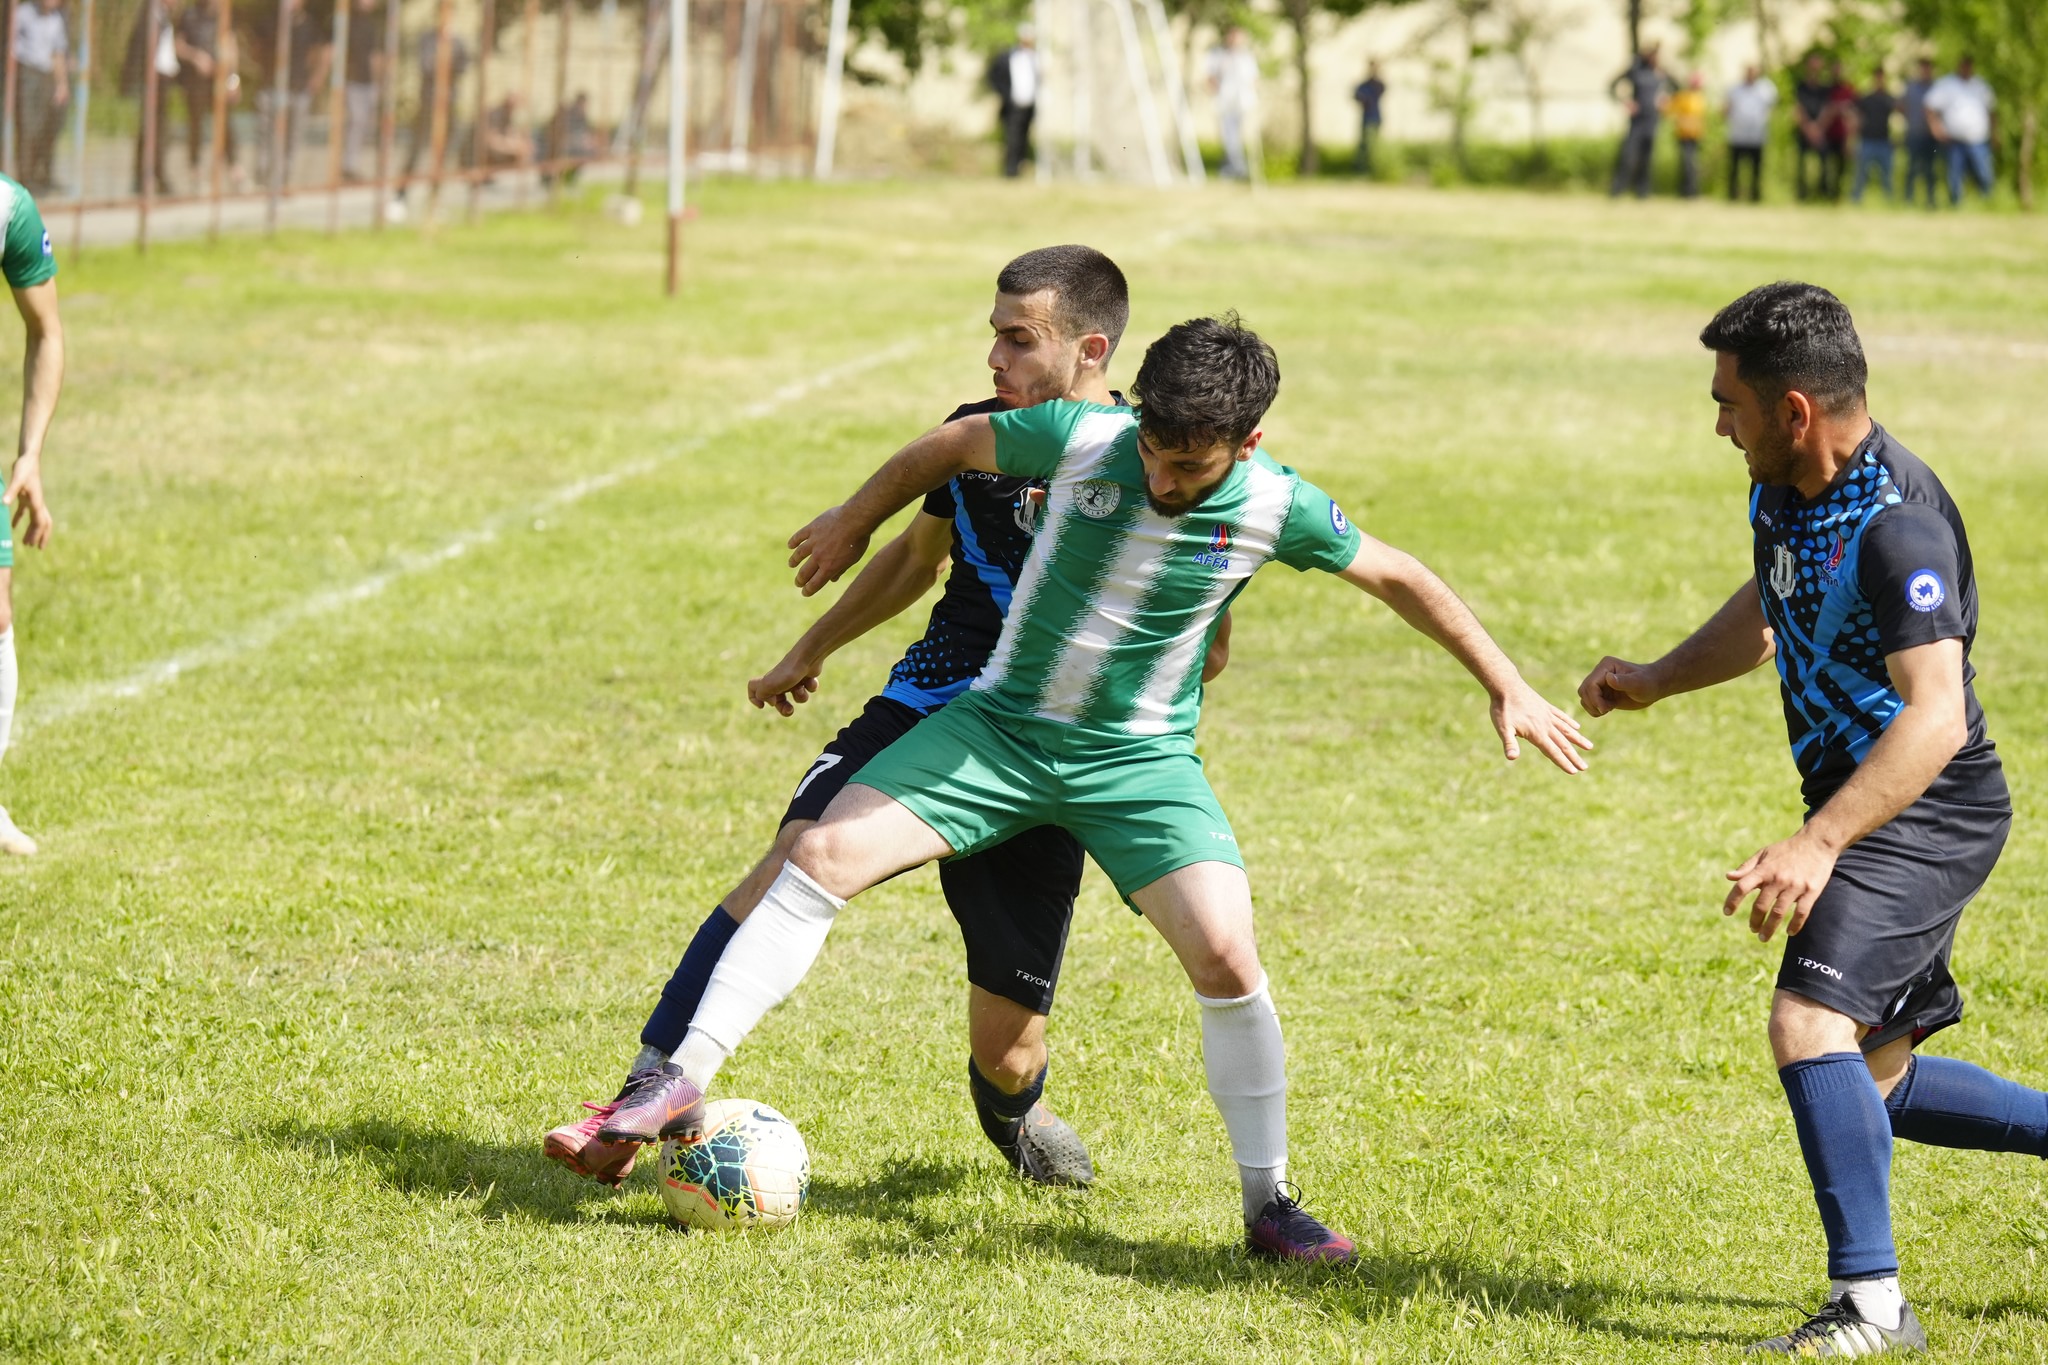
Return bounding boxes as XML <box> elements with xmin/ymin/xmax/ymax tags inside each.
<box><xmin>1792</xmin><ymin>52</ymin><xmax>1830</xmax><ymax>200</ymax></box>
<box><xmin>1607</xmin><ymin>43</ymin><xmax>1667</xmax><ymax>199</ymax></box>
<box><xmin>1668</xmin><ymin>71</ymin><xmax>1706</xmax><ymax>199</ymax></box>
<box><xmin>1206</xmin><ymin>26</ymin><xmax>1260</xmax><ymax>181</ymax></box>
<box><xmin>396</xmin><ymin>27</ymin><xmax>468</xmax><ymax>193</ymax></box>
<box><xmin>1849</xmin><ymin>66</ymin><xmax>1896</xmax><ymax>202</ymax></box>
<box><xmin>177</xmin><ymin>0</ymin><xmax>239</xmax><ymax>191</ymax></box>
<box><xmin>123</xmin><ymin>0</ymin><xmax>185</xmax><ymax>194</ymax></box>
<box><xmin>11</xmin><ymin>0</ymin><xmax>69</xmax><ymax>193</ymax></box>
<box><xmin>1926</xmin><ymin>55</ymin><xmax>1996</xmax><ymax>206</ymax></box>
<box><xmin>1724</xmin><ymin>63</ymin><xmax>1775</xmax><ymax>202</ymax></box>
<box><xmin>1822</xmin><ymin>59</ymin><xmax>1856</xmax><ymax>199</ymax></box>
<box><xmin>341</xmin><ymin>0</ymin><xmax>381</xmax><ymax>181</ymax></box>
<box><xmin>984</xmin><ymin>23</ymin><xmax>1038</xmax><ymax>179</ymax></box>
<box><xmin>1351</xmin><ymin>60</ymin><xmax>1384</xmax><ymax>175</ymax></box>
<box><xmin>250</xmin><ymin>0</ymin><xmax>329</xmax><ymax>191</ymax></box>
<box><xmin>1901</xmin><ymin>57</ymin><xmax>1937</xmax><ymax>207</ymax></box>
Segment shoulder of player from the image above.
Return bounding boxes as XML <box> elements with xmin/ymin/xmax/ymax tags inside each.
<box><xmin>942</xmin><ymin>397</ymin><xmax>1006</xmax><ymax>424</ymax></box>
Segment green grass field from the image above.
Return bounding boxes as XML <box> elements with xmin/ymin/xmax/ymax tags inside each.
<box><xmin>3</xmin><ymin>181</ymin><xmax>2046</xmax><ymax>1361</ymax></box>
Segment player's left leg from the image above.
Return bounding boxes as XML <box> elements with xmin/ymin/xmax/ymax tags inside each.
<box><xmin>942</xmin><ymin>823</ymin><xmax>1096</xmax><ymax>1185</ymax></box>
<box><xmin>0</xmin><ymin>566</ymin><xmax>33</xmax><ymax>858</ymax></box>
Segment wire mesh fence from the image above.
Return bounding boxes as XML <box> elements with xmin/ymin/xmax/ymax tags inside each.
<box><xmin>2</xmin><ymin>0</ymin><xmax>826</xmax><ymax>249</ymax></box>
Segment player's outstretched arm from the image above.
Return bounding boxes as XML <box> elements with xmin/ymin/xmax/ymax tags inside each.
<box><xmin>1339</xmin><ymin>533</ymin><xmax>1592</xmax><ymax>774</ymax></box>
<box><xmin>750</xmin><ymin>512</ymin><xmax>952</xmax><ymax>716</ymax></box>
<box><xmin>5</xmin><ymin>281</ymin><xmax>63</xmax><ymax>550</ymax></box>
<box><xmin>787</xmin><ymin>416</ymin><xmax>999</xmax><ymax>597</ymax></box>
<box><xmin>1578</xmin><ymin>584</ymin><xmax>1773</xmax><ymax>717</ymax></box>
<box><xmin>1723</xmin><ymin>637</ymin><xmax>1967</xmax><ymax>942</ymax></box>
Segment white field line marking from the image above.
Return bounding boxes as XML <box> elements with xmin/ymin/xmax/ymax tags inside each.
<box><xmin>16</xmin><ymin>319</ymin><xmax>971</xmax><ymax>743</ymax></box>
<box><xmin>19</xmin><ymin>222</ymin><xmax>1209</xmax><ymax>744</ymax></box>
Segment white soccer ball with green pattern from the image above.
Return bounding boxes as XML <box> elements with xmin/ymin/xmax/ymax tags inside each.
<box><xmin>658</xmin><ymin>1099</ymin><xmax>811</xmax><ymax>1232</ymax></box>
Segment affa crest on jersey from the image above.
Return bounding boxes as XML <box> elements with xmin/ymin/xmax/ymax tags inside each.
<box><xmin>1193</xmin><ymin>523</ymin><xmax>1231</xmax><ymax>569</ymax></box>
<box><xmin>1906</xmin><ymin>569</ymin><xmax>1946</xmax><ymax>613</ymax></box>
<box><xmin>1075</xmin><ymin>480</ymin><xmax>1121</xmax><ymax>519</ymax></box>
<box><xmin>1768</xmin><ymin>543</ymin><xmax>1798</xmax><ymax>600</ymax></box>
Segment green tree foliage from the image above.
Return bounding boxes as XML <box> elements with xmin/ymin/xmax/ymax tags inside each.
<box><xmin>1279</xmin><ymin>0</ymin><xmax>1417</xmax><ymax>174</ymax></box>
<box><xmin>1901</xmin><ymin>0</ymin><xmax>2046</xmax><ymax>208</ymax></box>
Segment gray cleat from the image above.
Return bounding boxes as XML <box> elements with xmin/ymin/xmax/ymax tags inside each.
<box><xmin>1013</xmin><ymin>1101</ymin><xmax>1096</xmax><ymax>1187</ymax></box>
<box><xmin>1747</xmin><ymin>1294</ymin><xmax>1927</xmax><ymax>1356</ymax></box>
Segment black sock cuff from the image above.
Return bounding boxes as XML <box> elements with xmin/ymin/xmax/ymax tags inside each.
<box><xmin>968</xmin><ymin>1057</ymin><xmax>1045</xmax><ymax>1123</ymax></box>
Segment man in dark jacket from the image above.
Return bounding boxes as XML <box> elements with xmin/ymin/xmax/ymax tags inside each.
<box><xmin>1608</xmin><ymin>43</ymin><xmax>1667</xmax><ymax>199</ymax></box>
<box><xmin>986</xmin><ymin>24</ymin><xmax>1039</xmax><ymax>179</ymax></box>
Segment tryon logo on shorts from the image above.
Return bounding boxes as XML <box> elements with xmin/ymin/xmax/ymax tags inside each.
<box><xmin>1075</xmin><ymin>480</ymin><xmax>1121</xmax><ymax>519</ymax></box>
<box><xmin>1906</xmin><ymin>569</ymin><xmax>1946</xmax><ymax>613</ymax></box>
<box><xmin>1794</xmin><ymin>956</ymin><xmax>1844</xmax><ymax>982</ymax></box>
<box><xmin>1330</xmin><ymin>502</ymin><xmax>1349</xmax><ymax>535</ymax></box>
<box><xmin>1014</xmin><ymin>969</ymin><xmax>1052</xmax><ymax>988</ymax></box>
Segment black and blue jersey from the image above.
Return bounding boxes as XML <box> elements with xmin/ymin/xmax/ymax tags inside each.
<box><xmin>1750</xmin><ymin>423</ymin><xmax>2005</xmax><ymax>809</ymax></box>
<box><xmin>881</xmin><ymin>395</ymin><xmax>1124</xmax><ymax>713</ymax></box>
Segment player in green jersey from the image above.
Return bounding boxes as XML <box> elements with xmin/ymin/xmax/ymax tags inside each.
<box><xmin>0</xmin><ymin>173</ymin><xmax>63</xmax><ymax>856</ymax></box>
<box><xmin>604</xmin><ymin>314</ymin><xmax>1591</xmax><ymax>1260</ymax></box>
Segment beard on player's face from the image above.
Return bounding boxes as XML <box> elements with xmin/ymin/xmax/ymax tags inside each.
<box><xmin>1742</xmin><ymin>412</ymin><xmax>1802</xmax><ymax>486</ymax></box>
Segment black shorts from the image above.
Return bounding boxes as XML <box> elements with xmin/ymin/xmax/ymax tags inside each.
<box><xmin>780</xmin><ymin>694</ymin><xmax>1085</xmax><ymax>1015</ymax></box>
<box><xmin>1777</xmin><ymin>794</ymin><xmax>2012</xmax><ymax>1052</ymax></box>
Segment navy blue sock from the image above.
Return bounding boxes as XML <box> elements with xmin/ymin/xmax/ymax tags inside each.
<box><xmin>1781</xmin><ymin>1053</ymin><xmax>1898</xmax><ymax>1280</ymax></box>
<box><xmin>969</xmin><ymin>1058</ymin><xmax>1045</xmax><ymax>1158</ymax></box>
<box><xmin>1886</xmin><ymin>1055</ymin><xmax>2048</xmax><ymax>1158</ymax></box>
<box><xmin>639</xmin><ymin>907</ymin><xmax>742</xmax><ymax>1055</ymax></box>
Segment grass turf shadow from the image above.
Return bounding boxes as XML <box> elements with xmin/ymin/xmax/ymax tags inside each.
<box><xmin>816</xmin><ymin>1159</ymin><xmax>1769</xmax><ymax>1348</ymax></box>
<box><xmin>260</xmin><ymin>1119</ymin><xmax>674</xmax><ymax>1226</ymax></box>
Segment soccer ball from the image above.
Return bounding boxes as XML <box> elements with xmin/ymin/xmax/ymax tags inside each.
<box><xmin>658</xmin><ymin>1099</ymin><xmax>810</xmax><ymax>1232</ymax></box>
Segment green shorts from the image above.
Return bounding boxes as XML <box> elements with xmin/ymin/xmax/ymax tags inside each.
<box><xmin>0</xmin><ymin>513</ymin><xmax>11</xmax><ymax>568</ymax></box>
<box><xmin>851</xmin><ymin>689</ymin><xmax>1243</xmax><ymax>902</ymax></box>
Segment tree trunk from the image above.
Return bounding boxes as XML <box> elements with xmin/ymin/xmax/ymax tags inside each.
<box><xmin>1626</xmin><ymin>0</ymin><xmax>1641</xmax><ymax>58</ymax></box>
<box><xmin>1288</xmin><ymin>0</ymin><xmax>1316</xmax><ymax>175</ymax></box>
<box><xmin>1752</xmin><ymin>0</ymin><xmax>1776</xmax><ymax>73</ymax></box>
<box><xmin>2022</xmin><ymin>106</ymin><xmax>2038</xmax><ymax>212</ymax></box>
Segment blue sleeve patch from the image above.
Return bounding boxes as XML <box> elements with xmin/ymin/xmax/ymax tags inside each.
<box><xmin>1905</xmin><ymin>568</ymin><xmax>1946</xmax><ymax>613</ymax></box>
<box><xmin>1330</xmin><ymin>502</ymin><xmax>1348</xmax><ymax>535</ymax></box>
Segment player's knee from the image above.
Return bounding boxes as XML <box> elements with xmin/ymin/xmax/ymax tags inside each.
<box><xmin>1186</xmin><ymin>947</ymin><xmax>1262</xmax><ymax>1000</ymax></box>
<box><xmin>785</xmin><ymin>821</ymin><xmax>853</xmax><ymax>885</ymax></box>
<box><xmin>971</xmin><ymin>1035</ymin><xmax>1045</xmax><ymax>1094</ymax></box>
<box><xmin>1767</xmin><ymin>991</ymin><xmax>1862</xmax><ymax>1066</ymax></box>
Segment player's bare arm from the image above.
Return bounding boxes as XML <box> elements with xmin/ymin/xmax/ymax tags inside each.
<box><xmin>5</xmin><ymin>280</ymin><xmax>62</xmax><ymax>549</ymax></box>
<box><xmin>1580</xmin><ymin>584</ymin><xmax>1774</xmax><ymax>716</ymax></box>
<box><xmin>1338</xmin><ymin>531</ymin><xmax>1592</xmax><ymax>774</ymax></box>
<box><xmin>787</xmin><ymin>416</ymin><xmax>1000</xmax><ymax>595</ymax></box>
<box><xmin>1725</xmin><ymin>637</ymin><xmax>1969</xmax><ymax>943</ymax></box>
<box><xmin>750</xmin><ymin>512</ymin><xmax>953</xmax><ymax>716</ymax></box>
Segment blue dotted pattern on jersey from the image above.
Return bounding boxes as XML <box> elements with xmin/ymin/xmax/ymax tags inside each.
<box><xmin>1752</xmin><ymin>444</ymin><xmax>1906</xmax><ymax>775</ymax></box>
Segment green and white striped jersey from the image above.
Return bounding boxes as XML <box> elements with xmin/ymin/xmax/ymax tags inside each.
<box><xmin>977</xmin><ymin>398</ymin><xmax>1360</xmax><ymax>737</ymax></box>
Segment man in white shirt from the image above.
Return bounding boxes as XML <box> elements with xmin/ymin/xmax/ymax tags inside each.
<box><xmin>1925</xmin><ymin>55</ymin><xmax>1995</xmax><ymax>205</ymax></box>
<box><xmin>986</xmin><ymin>24</ymin><xmax>1039</xmax><ymax>179</ymax></box>
<box><xmin>12</xmin><ymin>0</ymin><xmax>70</xmax><ymax>192</ymax></box>
<box><xmin>1206</xmin><ymin>26</ymin><xmax>1260</xmax><ymax>180</ymax></box>
<box><xmin>1724</xmin><ymin>63</ymin><xmax>1776</xmax><ymax>203</ymax></box>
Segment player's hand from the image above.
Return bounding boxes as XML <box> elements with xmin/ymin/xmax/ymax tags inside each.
<box><xmin>1491</xmin><ymin>680</ymin><xmax>1593</xmax><ymax>774</ymax></box>
<box><xmin>1724</xmin><ymin>828</ymin><xmax>1839</xmax><ymax>943</ymax></box>
<box><xmin>1578</xmin><ymin>656</ymin><xmax>1660</xmax><ymax>717</ymax></box>
<box><xmin>787</xmin><ymin>506</ymin><xmax>870</xmax><ymax>598</ymax></box>
<box><xmin>3</xmin><ymin>456</ymin><xmax>52</xmax><ymax>550</ymax></box>
<box><xmin>749</xmin><ymin>652</ymin><xmax>823</xmax><ymax>717</ymax></box>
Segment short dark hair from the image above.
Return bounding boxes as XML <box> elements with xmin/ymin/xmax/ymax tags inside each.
<box><xmin>1132</xmin><ymin>312</ymin><xmax>1280</xmax><ymax>451</ymax></box>
<box><xmin>1699</xmin><ymin>281</ymin><xmax>1867</xmax><ymax>416</ymax></box>
<box><xmin>996</xmin><ymin>245</ymin><xmax>1130</xmax><ymax>357</ymax></box>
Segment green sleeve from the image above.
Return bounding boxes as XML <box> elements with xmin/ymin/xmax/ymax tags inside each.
<box><xmin>988</xmin><ymin>401</ymin><xmax>1088</xmax><ymax>480</ymax></box>
<box><xmin>2</xmin><ymin>184</ymin><xmax>55</xmax><ymax>289</ymax></box>
<box><xmin>1272</xmin><ymin>474</ymin><xmax>1362</xmax><ymax>574</ymax></box>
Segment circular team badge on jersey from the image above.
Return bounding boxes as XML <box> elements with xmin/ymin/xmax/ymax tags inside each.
<box><xmin>1906</xmin><ymin>569</ymin><xmax>1946</xmax><ymax>613</ymax></box>
<box><xmin>1330</xmin><ymin>502</ymin><xmax>1349</xmax><ymax>535</ymax></box>
<box><xmin>1075</xmin><ymin>480</ymin><xmax>1122</xmax><ymax>519</ymax></box>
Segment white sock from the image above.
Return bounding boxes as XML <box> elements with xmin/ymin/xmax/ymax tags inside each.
<box><xmin>1196</xmin><ymin>974</ymin><xmax>1288</xmax><ymax>1224</ymax></box>
<box><xmin>0</xmin><ymin>627</ymin><xmax>16</xmax><ymax>763</ymax></box>
<box><xmin>670</xmin><ymin>861</ymin><xmax>845</xmax><ymax>1090</ymax></box>
<box><xmin>1834</xmin><ymin>1275</ymin><xmax>1904</xmax><ymax>1331</ymax></box>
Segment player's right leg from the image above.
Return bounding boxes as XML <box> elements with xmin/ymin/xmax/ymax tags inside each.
<box><xmin>0</xmin><ymin>566</ymin><xmax>33</xmax><ymax>858</ymax></box>
<box><xmin>599</xmin><ymin>784</ymin><xmax>955</xmax><ymax>1144</ymax></box>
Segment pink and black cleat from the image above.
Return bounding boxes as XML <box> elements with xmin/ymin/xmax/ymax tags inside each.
<box><xmin>596</xmin><ymin>1063</ymin><xmax>706</xmax><ymax>1144</ymax></box>
<box><xmin>1245</xmin><ymin>1183</ymin><xmax>1356</xmax><ymax>1264</ymax></box>
<box><xmin>542</xmin><ymin>1100</ymin><xmax>642</xmax><ymax>1187</ymax></box>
